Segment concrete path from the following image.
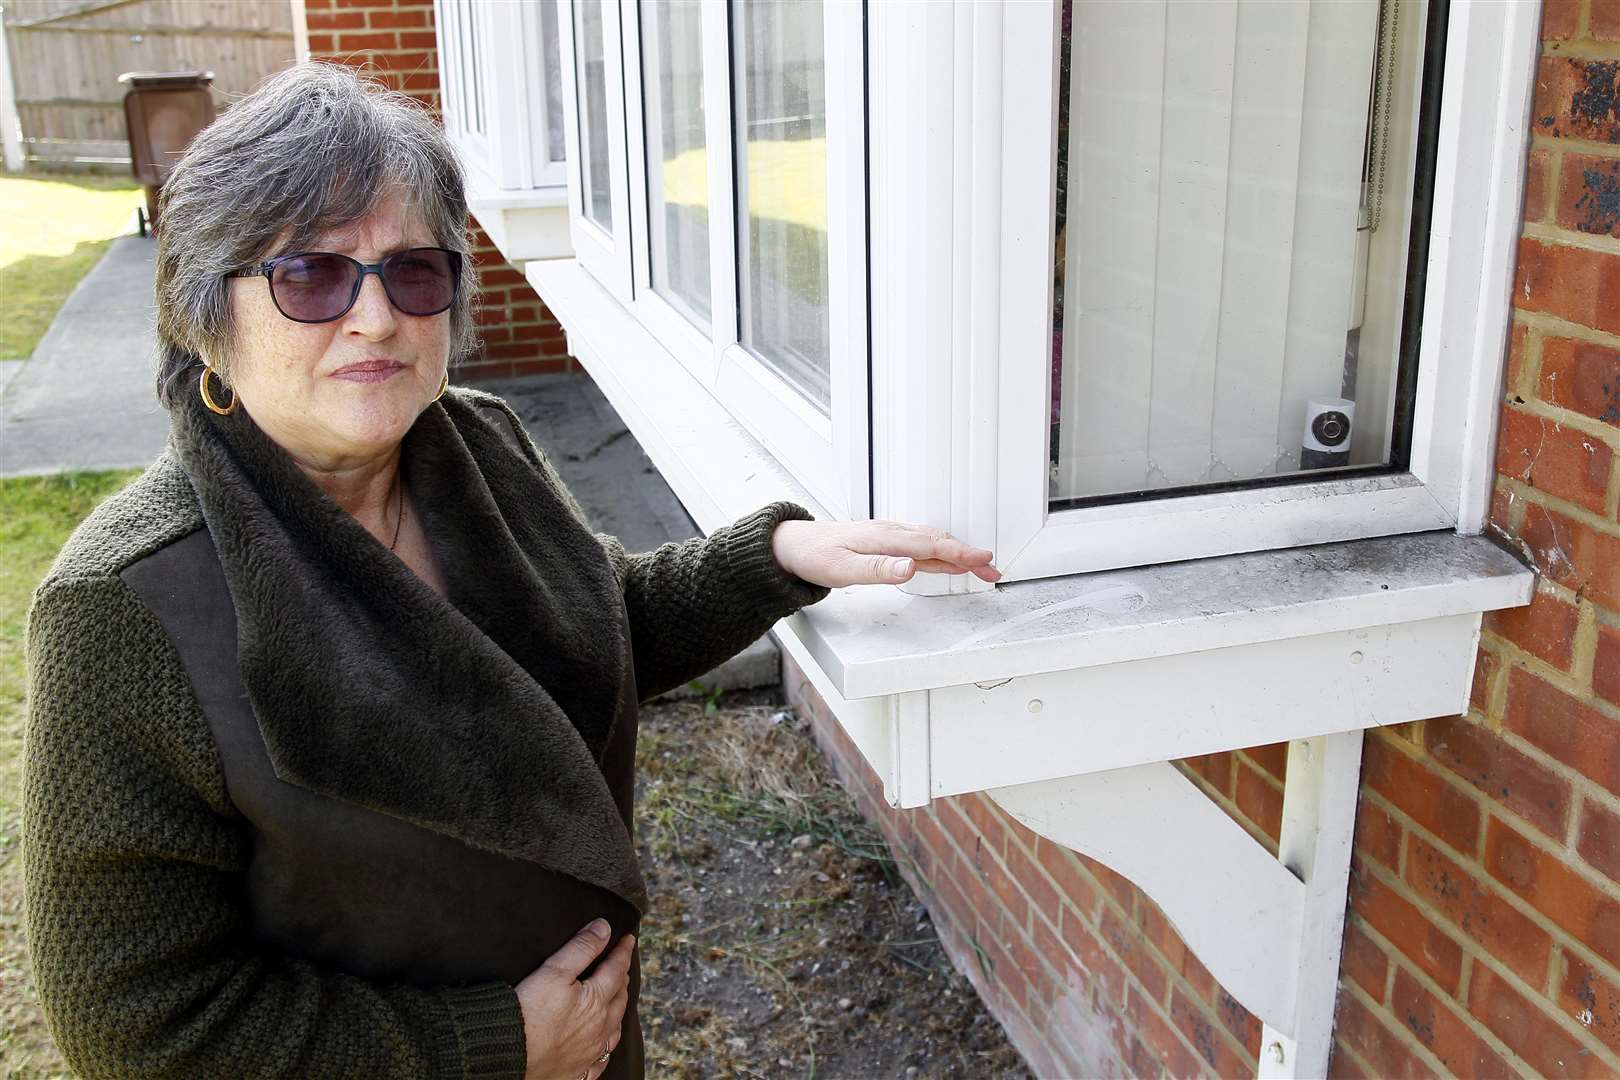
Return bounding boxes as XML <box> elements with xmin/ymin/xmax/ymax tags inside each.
<box><xmin>1</xmin><ymin>234</ymin><xmax>170</xmax><ymax>477</ymax></box>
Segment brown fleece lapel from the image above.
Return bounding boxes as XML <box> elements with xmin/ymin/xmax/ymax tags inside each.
<box><xmin>170</xmin><ymin>387</ymin><xmax>647</xmax><ymax>914</ymax></box>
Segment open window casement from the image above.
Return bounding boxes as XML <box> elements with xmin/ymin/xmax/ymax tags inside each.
<box><xmin>435</xmin><ymin>0</ymin><xmax>571</xmax><ymax>261</ymax></box>
<box><xmin>528</xmin><ymin>2</ymin><xmax>1538</xmax><ymax>1074</ymax></box>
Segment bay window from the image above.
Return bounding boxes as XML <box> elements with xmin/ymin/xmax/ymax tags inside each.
<box><xmin>435</xmin><ymin>0</ymin><xmax>571</xmax><ymax>259</ymax></box>
<box><xmin>564</xmin><ymin>0</ymin><xmax>868</xmax><ymax>519</ymax></box>
<box><xmin>547</xmin><ymin>0</ymin><xmax>1522</xmax><ymax>589</ymax></box>
<box><xmin>525</xmin><ymin>5</ymin><xmax>1538</xmax><ymax>1073</ymax></box>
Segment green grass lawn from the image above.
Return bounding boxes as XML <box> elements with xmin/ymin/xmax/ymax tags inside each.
<box><xmin>0</xmin><ymin>173</ymin><xmax>145</xmax><ymax>361</ymax></box>
<box><xmin>0</xmin><ymin>469</ymin><xmax>139</xmax><ymax>1077</ymax></box>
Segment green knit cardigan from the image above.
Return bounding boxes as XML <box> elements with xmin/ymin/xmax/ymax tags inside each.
<box><xmin>22</xmin><ymin>388</ymin><xmax>829</xmax><ymax>1078</ymax></box>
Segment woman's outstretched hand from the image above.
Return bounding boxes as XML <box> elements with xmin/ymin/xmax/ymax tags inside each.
<box><xmin>516</xmin><ymin>919</ymin><xmax>635</xmax><ymax>1080</ymax></box>
<box><xmin>771</xmin><ymin>519</ymin><xmax>1001</xmax><ymax>589</ymax></box>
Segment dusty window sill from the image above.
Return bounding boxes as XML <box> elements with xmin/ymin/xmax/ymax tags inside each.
<box><xmin>530</xmin><ymin>257</ymin><xmax>1533</xmax><ymax>805</ymax></box>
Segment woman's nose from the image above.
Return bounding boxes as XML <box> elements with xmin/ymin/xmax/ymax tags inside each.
<box><xmin>342</xmin><ymin>271</ymin><xmax>397</xmax><ymax>337</ymax></box>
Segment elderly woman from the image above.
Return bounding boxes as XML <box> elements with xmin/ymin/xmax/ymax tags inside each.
<box><xmin>22</xmin><ymin>63</ymin><xmax>997</xmax><ymax>1080</ymax></box>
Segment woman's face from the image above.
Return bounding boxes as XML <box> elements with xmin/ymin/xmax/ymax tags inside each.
<box><xmin>223</xmin><ymin>190</ymin><xmax>452</xmax><ymax>471</ymax></box>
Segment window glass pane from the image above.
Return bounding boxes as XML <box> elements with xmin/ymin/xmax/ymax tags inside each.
<box><xmin>642</xmin><ymin>0</ymin><xmax>710</xmax><ymax>329</ymax></box>
<box><xmin>541</xmin><ymin>0</ymin><xmax>566</xmax><ymax>164</ymax></box>
<box><xmin>733</xmin><ymin>0</ymin><xmax>830</xmax><ymax>412</ymax></box>
<box><xmin>575</xmin><ymin>0</ymin><xmax>613</xmax><ymax>232</ymax></box>
<box><xmin>1050</xmin><ymin>0</ymin><xmax>1432</xmax><ymax>505</ymax></box>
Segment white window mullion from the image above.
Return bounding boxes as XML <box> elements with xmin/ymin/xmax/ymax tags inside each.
<box><xmin>702</xmin><ymin>0</ymin><xmax>739</xmax><ymax>375</ymax></box>
<box><xmin>558</xmin><ymin>0</ymin><xmax>633</xmax><ymax>299</ymax></box>
<box><xmin>623</xmin><ymin>0</ymin><xmax>717</xmax><ymax>381</ymax></box>
<box><xmin>823</xmin><ymin>0</ymin><xmax>870</xmax><ymax>521</ymax></box>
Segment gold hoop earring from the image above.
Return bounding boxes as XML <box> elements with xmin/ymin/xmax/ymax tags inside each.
<box><xmin>433</xmin><ymin>372</ymin><xmax>449</xmax><ymax>403</ymax></box>
<box><xmin>199</xmin><ymin>365</ymin><xmax>237</xmax><ymax>416</ymax></box>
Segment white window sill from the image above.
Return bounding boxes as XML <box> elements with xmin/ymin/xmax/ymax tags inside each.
<box><xmin>529</xmin><ymin>257</ymin><xmax>1534</xmax><ymax>808</ymax></box>
<box><xmin>461</xmin><ymin>164</ymin><xmax>571</xmax><ymax>266</ymax></box>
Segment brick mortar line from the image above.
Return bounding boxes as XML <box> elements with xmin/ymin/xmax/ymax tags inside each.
<box><xmin>1496</xmin><ymin>474</ymin><xmax>1620</xmax><ymax>537</ymax></box>
<box><xmin>1002</xmin><ymin>810</ymin><xmax>1263</xmax><ymax>1072</ymax></box>
<box><xmin>1233</xmin><ymin>746</ymin><xmax>1287</xmax><ymax>793</ymax></box>
<box><xmin>1351</xmin><ymin>918</ymin><xmax>1535</xmax><ymax>1076</ymax></box>
<box><xmin>1357</xmin><ymin>787</ymin><xmax>1620</xmax><ymax>1025</ymax></box>
<box><xmin>1405</xmin><ymin>693</ymin><xmax>1620</xmax><ymax>856</ymax></box>
<box><xmin>1487</xmin><ymin>571</ymin><xmax>1599</xmax><ymax>614</ymax></box>
<box><xmin>1352</xmin><ymin>851</ymin><xmax>1615</xmax><ymax>1071</ymax></box>
<box><xmin>921</xmin><ymin>864</ymin><xmax>1077</xmax><ymax>1074</ymax></box>
<box><xmin>919</xmin><ymin>798</ymin><xmax>1224</xmax><ymax>1070</ymax></box>
<box><xmin>1338</xmin><ymin>975</ymin><xmax>1485</xmax><ymax>1079</ymax></box>
<box><xmin>1501</xmin><ymin>396</ymin><xmax>1620</xmax><ymax>452</ymax></box>
<box><xmin>1514</xmin><ymin>309</ymin><xmax>1620</xmax><ymax>349</ymax></box>
<box><xmin>1330</xmin><ymin>1034</ymin><xmax>1384</xmax><ymax>1080</ymax></box>
<box><xmin>1522</xmin><ymin>220</ymin><xmax>1620</xmax><ymax>257</ymax></box>
<box><xmin>1538</xmin><ymin>40</ymin><xmax>1620</xmax><ymax>60</ymax></box>
<box><xmin>1437</xmin><ymin>700</ymin><xmax>1620</xmax><ymax>851</ymax></box>
<box><xmin>1532</xmin><ymin>132</ymin><xmax>1620</xmax><ymax>159</ymax></box>
<box><xmin>1118</xmin><ymin>971</ymin><xmax>1238</xmax><ymax>1080</ymax></box>
<box><xmin>1173</xmin><ymin>759</ymin><xmax>1283</xmax><ymax>856</ymax></box>
<box><xmin>1475</xmin><ymin>629</ymin><xmax>1620</xmax><ymax>730</ymax></box>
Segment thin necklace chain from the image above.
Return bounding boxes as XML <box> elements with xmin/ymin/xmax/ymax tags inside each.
<box><xmin>387</xmin><ymin>470</ymin><xmax>405</xmax><ymax>552</ymax></box>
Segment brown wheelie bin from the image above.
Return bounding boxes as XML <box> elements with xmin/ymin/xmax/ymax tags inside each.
<box><xmin>118</xmin><ymin>70</ymin><xmax>216</xmax><ymax>236</ymax></box>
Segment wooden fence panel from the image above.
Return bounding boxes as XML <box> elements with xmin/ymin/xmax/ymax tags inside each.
<box><xmin>3</xmin><ymin>0</ymin><xmax>296</xmax><ymax>164</ymax></box>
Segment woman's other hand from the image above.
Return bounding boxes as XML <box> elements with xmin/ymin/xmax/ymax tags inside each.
<box><xmin>516</xmin><ymin>919</ymin><xmax>635</xmax><ymax>1080</ymax></box>
<box><xmin>771</xmin><ymin>519</ymin><xmax>1001</xmax><ymax>588</ymax></box>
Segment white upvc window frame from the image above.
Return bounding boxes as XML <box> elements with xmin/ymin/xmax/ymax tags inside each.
<box><xmin>558</xmin><ymin>0</ymin><xmax>635</xmax><ymax>297</ymax></box>
<box><xmin>436</xmin><ymin>0</ymin><xmax>567</xmax><ymax>194</ymax></box>
<box><xmin>436</xmin><ymin>0</ymin><xmax>573</xmax><ymax>265</ymax></box>
<box><xmin>869</xmin><ymin>0</ymin><xmax>1536</xmax><ymax>587</ymax></box>
<box><xmin>586</xmin><ymin>0</ymin><xmax>870</xmax><ymax>521</ymax></box>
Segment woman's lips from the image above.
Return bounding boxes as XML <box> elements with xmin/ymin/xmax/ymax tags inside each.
<box><xmin>331</xmin><ymin>359</ymin><xmax>405</xmax><ymax>383</ymax></box>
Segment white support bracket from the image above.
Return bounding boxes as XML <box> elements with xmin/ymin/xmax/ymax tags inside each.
<box><xmin>988</xmin><ymin>730</ymin><xmax>1365</xmax><ymax>1080</ymax></box>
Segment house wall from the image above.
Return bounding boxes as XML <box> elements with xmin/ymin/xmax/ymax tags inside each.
<box><xmin>786</xmin><ymin>2</ymin><xmax>1620</xmax><ymax>1076</ymax></box>
<box><xmin>303</xmin><ymin>0</ymin><xmax>577</xmax><ymax>382</ymax></box>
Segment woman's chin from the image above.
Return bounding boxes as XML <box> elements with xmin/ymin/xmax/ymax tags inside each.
<box><xmin>321</xmin><ymin>393</ymin><xmax>425</xmax><ymax>455</ymax></box>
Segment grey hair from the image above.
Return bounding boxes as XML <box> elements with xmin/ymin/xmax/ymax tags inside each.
<box><xmin>154</xmin><ymin>62</ymin><xmax>476</xmax><ymax>407</ymax></box>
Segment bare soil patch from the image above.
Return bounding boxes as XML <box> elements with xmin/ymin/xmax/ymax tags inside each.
<box><xmin>636</xmin><ymin>691</ymin><xmax>1030</xmax><ymax>1079</ymax></box>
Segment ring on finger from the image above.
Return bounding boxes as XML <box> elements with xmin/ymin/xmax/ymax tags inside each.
<box><xmin>598</xmin><ymin>1048</ymin><xmax>612</xmax><ymax>1063</ymax></box>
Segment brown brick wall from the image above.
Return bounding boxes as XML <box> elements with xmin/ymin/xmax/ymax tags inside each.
<box><xmin>302</xmin><ymin>0</ymin><xmax>577</xmax><ymax>382</ymax></box>
<box><xmin>785</xmin><ymin>3</ymin><xmax>1620</xmax><ymax>1076</ymax></box>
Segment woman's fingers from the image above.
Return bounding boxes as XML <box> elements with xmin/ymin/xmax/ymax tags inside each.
<box><xmin>912</xmin><ymin>557</ymin><xmax>1001</xmax><ymax>580</ymax></box>
<box><xmin>542</xmin><ymin>918</ymin><xmax>614</xmax><ymax>981</ymax></box>
<box><xmin>859</xmin><ymin>522</ymin><xmax>995</xmax><ymax>566</ymax></box>
<box><xmin>584</xmin><ymin>932</ymin><xmax>636</xmax><ymax>995</ymax></box>
<box><xmin>850</xmin><ymin>523</ymin><xmax>999</xmax><ymax>582</ymax></box>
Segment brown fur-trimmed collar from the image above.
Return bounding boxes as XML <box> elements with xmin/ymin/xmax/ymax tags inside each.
<box><xmin>170</xmin><ymin>385</ymin><xmax>647</xmax><ymax>913</ymax></box>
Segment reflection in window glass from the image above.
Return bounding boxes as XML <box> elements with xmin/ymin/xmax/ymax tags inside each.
<box><xmin>576</xmin><ymin>0</ymin><xmax>613</xmax><ymax>231</ymax></box>
<box><xmin>643</xmin><ymin>0</ymin><xmax>710</xmax><ymax>329</ymax></box>
<box><xmin>1050</xmin><ymin>0</ymin><xmax>1431</xmax><ymax>505</ymax></box>
<box><xmin>733</xmin><ymin>0</ymin><xmax>830</xmax><ymax>412</ymax></box>
<box><xmin>541</xmin><ymin>0</ymin><xmax>566</xmax><ymax>164</ymax></box>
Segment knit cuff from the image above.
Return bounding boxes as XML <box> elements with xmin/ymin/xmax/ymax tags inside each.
<box><xmin>721</xmin><ymin>501</ymin><xmax>833</xmax><ymax>614</ymax></box>
<box><xmin>434</xmin><ymin>983</ymin><xmax>527</xmax><ymax>1079</ymax></box>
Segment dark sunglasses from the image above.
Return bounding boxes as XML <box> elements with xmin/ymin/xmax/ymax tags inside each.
<box><xmin>227</xmin><ymin>247</ymin><xmax>463</xmax><ymax>324</ymax></box>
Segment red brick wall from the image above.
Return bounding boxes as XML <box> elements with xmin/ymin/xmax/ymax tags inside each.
<box><xmin>302</xmin><ymin>0</ymin><xmax>577</xmax><ymax>382</ymax></box>
<box><xmin>787</xmin><ymin>5</ymin><xmax>1620</xmax><ymax>1076</ymax></box>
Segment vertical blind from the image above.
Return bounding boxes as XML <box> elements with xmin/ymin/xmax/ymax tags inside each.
<box><xmin>1054</xmin><ymin>0</ymin><xmax>1383</xmax><ymax>501</ymax></box>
